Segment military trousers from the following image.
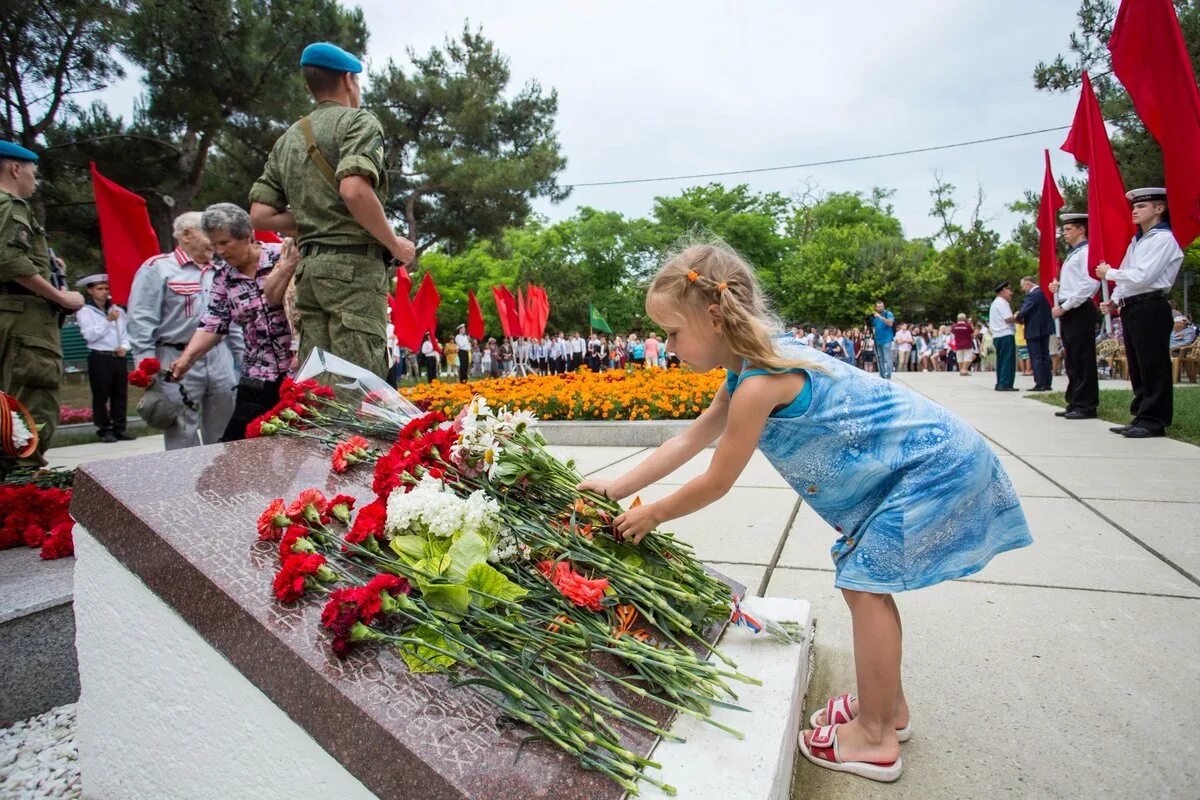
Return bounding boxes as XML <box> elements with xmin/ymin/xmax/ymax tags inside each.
<box><xmin>294</xmin><ymin>253</ymin><xmax>388</xmax><ymax>379</ymax></box>
<box><xmin>155</xmin><ymin>342</ymin><xmax>237</xmax><ymax>450</ymax></box>
<box><xmin>0</xmin><ymin>296</ymin><xmax>62</xmax><ymax>467</ymax></box>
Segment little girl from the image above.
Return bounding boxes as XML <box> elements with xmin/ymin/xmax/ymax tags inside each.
<box><xmin>578</xmin><ymin>242</ymin><xmax>1032</xmax><ymax>783</ymax></box>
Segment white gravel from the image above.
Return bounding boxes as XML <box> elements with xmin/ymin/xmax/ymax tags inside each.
<box><xmin>0</xmin><ymin>704</ymin><xmax>80</xmax><ymax>799</ymax></box>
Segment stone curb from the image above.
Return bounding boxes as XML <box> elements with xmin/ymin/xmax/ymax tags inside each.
<box><xmin>534</xmin><ymin>420</ymin><xmax>690</xmax><ymax>447</ymax></box>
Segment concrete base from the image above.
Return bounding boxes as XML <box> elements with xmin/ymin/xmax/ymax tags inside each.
<box><xmin>0</xmin><ymin>547</ymin><xmax>78</xmax><ymax>725</ymax></box>
<box><xmin>74</xmin><ymin>525</ymin><xmax>812</xmax><ymax>799</ymax></box>
<box><xmin>538</xmin><ymin>420</ymin><xmax>690</xmax><ymax>447</ymax></box>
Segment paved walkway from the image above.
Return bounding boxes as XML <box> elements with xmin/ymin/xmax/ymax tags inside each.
<box><xmin>38</xmin><ymin>372</ymin><xmax>1200</xmax><ymax>798</ymax></box>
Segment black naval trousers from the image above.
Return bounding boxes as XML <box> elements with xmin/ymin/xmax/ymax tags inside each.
<box><xmin>458</xmin><ymin>350</ymin><xmax>470</xmax><ymax>383</ymax></box>
<box><xmin>1060</xmin><ymin>303</ymin><xmax>1099</xmax><ymax>414</ymax></box>
<box><xmin>86</xmin><ymin>350</ymin><xmax>129</xmax><ymax>435</ymax></box>
<box><xmin>1121</xmin><ymin>292</ymin><xmax>1173</xmax><ymax>431</ymax></box>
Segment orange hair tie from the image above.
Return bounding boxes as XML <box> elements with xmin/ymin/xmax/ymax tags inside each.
<box><xmin>716</xmin><ymin>282</ymin><xmax>728</xmax><ymax>292</ymax></box>
<box><xmin>687</xmin><ymin>270</ymin><xmax>699</xmax><ymax>283</ymax></box>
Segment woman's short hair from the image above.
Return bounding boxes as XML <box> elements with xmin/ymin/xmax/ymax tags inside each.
<box><xmin>201</xmin><ymin>202</ymin><xmax>253</xmax><ymax>240</ymax></box>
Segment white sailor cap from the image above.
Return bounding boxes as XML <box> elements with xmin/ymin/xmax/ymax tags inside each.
<box><xmin>76</xmin><ymin>274</ymin><xmax>109</xmax><ymax>288</ymax></box>
<box><xmin>1125</xmin><ymin>187</ymin><xmax>1167</xmax><ymax>203</ymax></box>
<box><xmin>1059</xmin><ymin>212</ymin><xmax>1088</xmax><ymax>223</ymax></box>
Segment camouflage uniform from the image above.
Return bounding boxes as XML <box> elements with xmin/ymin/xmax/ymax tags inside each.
<box><xmin>0</xmin><ymin>189</ymin><xmax>62</xmax><ymax>467</ymax></box>
<box><xmin>249</xmin><ymin>101</ymin><xmax>390</xmax><ymax>378</ymax></box>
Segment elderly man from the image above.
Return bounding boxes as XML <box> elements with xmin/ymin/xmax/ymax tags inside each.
<box><xmin>1015</xmin><ymin>275</ymin><xmax>1054</xmax><ymax>391</ymax></box>
<box><xmin>1048</xmin><ymin>211</ymin><xmax>1099</xmax><ymax>419</ymax></box>
<box><xmin>1170</xmin><ymin>315</ymin><xmax>1197</xmax><ymax>354</ymax></box>
<box><xmin>127</xmin><ymin>211</ymin><xmax>243</xmax><ymax>449</ymax></box>
<box><xmin>990</xmin><ymin>281</ymin><xmax>1018</xmax><ymax>391</ymax></box>
<box><xmin>168</xmin><ymin>203</ymin><xmax>296</xmax><ymax>442</ymax></box>
<box><xmin>1097</xmin><ymin>188</ymin><xmax>1184</xmax><ymax>438</ymax></box>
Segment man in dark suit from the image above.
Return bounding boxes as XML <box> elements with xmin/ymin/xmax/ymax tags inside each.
<box><xmin>1015</xmin><ymin>275</ymin><xmax>1054</xmax><ymax>391</ymax></box>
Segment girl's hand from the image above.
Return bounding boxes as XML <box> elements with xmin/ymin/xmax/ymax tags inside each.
<box><xmin>613</xmin><ymin>501</ymin><xmax>661</xmax><ymax>545</ymax></box>
<box><xmin>576</xmin><ymin>477</ymin><xmax>626</xmax><ymax>501</ymax></box>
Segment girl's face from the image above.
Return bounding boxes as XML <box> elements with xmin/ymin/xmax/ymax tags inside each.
<box><xmin>648</xmin><ymin>294</ymin><xmax>724</xmax><ymax>371</ymax></box>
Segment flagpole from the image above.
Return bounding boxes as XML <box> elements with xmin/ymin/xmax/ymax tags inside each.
<box><xmin>1100</xmin><ymin>282</ymin><xmax>1113</xmax><ymax>335</ymax></box>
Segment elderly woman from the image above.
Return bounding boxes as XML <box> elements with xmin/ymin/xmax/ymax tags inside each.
<box><xmin>168</xmin><ymin>203</ymin><xmax>297</xmax><ymax>441</ymax></box>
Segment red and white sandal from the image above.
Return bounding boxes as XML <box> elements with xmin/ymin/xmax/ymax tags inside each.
<box><xmin>808</xmin><ymin>692</ymin><xmax>912</xmax><ymax>742</ymax></box>
<box><xmin>799</xmin><ymin>724</ymin><xmax>903</xmax><ymax>782</ymax></box>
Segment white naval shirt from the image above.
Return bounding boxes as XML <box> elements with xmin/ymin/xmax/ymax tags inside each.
<box><xmin>1056</xmin><ymin>242</ymin><xmax>1100</xmax><ymax>311</ymax></box>
<box><xmin>454</xmin><ymin>332</ymin><xmax>471</xmax><ymax>351</ymax></box>
<box><xmin>76</xmin><ymin>303</ymin><xmax>131</xmax><ymax>352</ymax></box>
<box><xmin>989</xmin><ymin>297</ymin><xmax>1015</xmax><ymax>337</ymax></box>
<box><xmin>1110</xmin><ymin>226</ymin><xmax>1183</xmax><ymax>304</ymax></box>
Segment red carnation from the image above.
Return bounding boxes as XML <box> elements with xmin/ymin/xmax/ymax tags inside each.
<box><xmin>285</xmin><ymin>488</ymin><xmax>328</xmax><ymax>524</ymax></box>
<box><xmin>245</xmin><ymin>417</ymin><xmax>265</xmax><ymax>439</ymax></box>
<box><xmin>137</xmin><ymin>357</ymin><xmax>161</xmax><ymax>374</ymax></box>
<box><xmin>345</xmin><ymin>497</ymin><xmax>387</xmax><ymax>545</ymax></box>
<box><xmin>23</xmin><ymin>525</ymin><xmax>46</xmax><ymax>549</ymax></box>
<box><xmin>327</xmin><ymin>494</ymin><xmax>357</xmax><ymax>524</ymax></box>
<box><xmin>128</xmin><ymin>370</ymin><xmax>153</xmax><ymax>389</ymax></box>
<box><xmin>357</xmin><ymin>574</ymin><xmax>411</xmax><ymax>623</ymax></box>
<box><xmin>331</xmin><ymin>435</ymin><xmax>371</xmax><ymax>474</ymax></box>
<box><xmin>539</xmin><ymin>560</ymin><xmax>610</xmax><ymax>612</ymax></box>
<box><xmin>256</xmin><ymin>498</ymin><xmax>291</xmax><ymax>540</ymax></box>
<box><xmin>272</xmin><ymin>552</ymin><xmax>328</xmax><ymax>603</ymax></box>
<box><xmin>40</xmin><ymin>522</ymin><xmax>74</xmax><ymax>560</ymax></box>
<box><xmin>278</xmin><ymin>524</ymin><xmax>312</xmax><ymax>560</ymax></box>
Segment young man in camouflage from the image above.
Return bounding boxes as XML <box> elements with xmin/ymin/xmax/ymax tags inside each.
<box><xmin>249</xmin><ymin>42</ymin><xmax>414</xmax><ymax>379</ymax></box>
<box><xmin>0</xmin><ymin>141</ymin><xmax>85</xmax><ymax>468</ymax></box>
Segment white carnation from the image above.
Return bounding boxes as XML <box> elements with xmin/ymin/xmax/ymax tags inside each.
<box><xmin>10</xmin><ymin>412</ymin><xmax>32</xmax><ymax>450</ymax></box>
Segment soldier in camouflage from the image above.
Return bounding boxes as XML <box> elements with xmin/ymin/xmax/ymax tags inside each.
<box><xmin>249</xmin><ymin>42</ymin><xmax>414</xmax><ymax>379</ymax></box>
<box><xmin>0</xmin><ymin>141</ymin><xmax>85</xmax><ymax>469</ymax></box>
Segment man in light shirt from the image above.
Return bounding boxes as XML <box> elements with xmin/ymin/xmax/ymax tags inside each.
<box><xmin>1048</xmin><ymin>212</ymin><xmax>1099</xmax><ymax>419</ymax></box>
<box><xmin>75</xmin><ymin>274</ymin><xmax>133</xmax><ymax>442</ymax></box>
<box><xmin>989</xmin><ymin>281</ymin><xmax>1018</xmax><ymax>391</ymax></box>
<box><xmin>1097</xmin><ymin>188</ymin><xmax>1184</xmax><ymax>439</ymax></box>
<box><xmin>454</xmin><ymin>324</ymin><xmax>471</xmax><ymax>383</ymax></box>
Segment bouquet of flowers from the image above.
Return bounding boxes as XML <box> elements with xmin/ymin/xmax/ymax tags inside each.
<box><xmin>128</xmin><ymin>357</ymin><xmax>198</xmax><ymax>412</ymax></box>
<box><xmin>245</xmin><ymin>351</ymin><xmax>778</xmax><ymax>794</ymax></box>
<box><xmin>1</xmin><ymin>390</ymin><xmax>38</xmax><ymax>459</ymax></box>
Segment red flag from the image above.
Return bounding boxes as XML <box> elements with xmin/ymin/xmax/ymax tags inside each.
<box><xmin>1061</xmin><ymin>73</ymin><xmax>1134</xmax><ymax>278</ymax></box>
<box><xmin>467</xmin><ymin>289</ymin><xmax>485</xmax><ymax>340</ymax></box>
<box><xmin>516</xmin><ymin>288</ymin><xmax>531</xmax><ymax>337</ymax></box>
<box><xmin>494</xmin><ymin>286</ymin><xmax>522</xmax><ymax>338</ymax></box>
<box><xmin>89</xmin><ymin>163</ymin><xmax>160</xmax><ymax>305</ymax></box>
<box><xmin>412</xmin><ymin>273</ymin><xmax>441</xmax><ymax>350</ymax></box>
<box><xmin>390</xmin><ymin>268</ymin><xmax>420</xmax><ymax>350</ymax></box>
<box><xmin>530</xmin><ymin>284</ymin><xmax>549</xmax><ymax>338</ymax></box>
<box><xmin>491</xmin><ymin>286</ymin><xmax>512</xmax><ymax>337</ymax></box>
<box><xmin>253</xmin><ymin>230</ymin><xmax>282</xmax><ymax>243</ymax></box>
<box><xmin>1037</xmin><ymin>150</ymin><xmax>1066</xmax><ymax>302</ymax></box>
<box><xmin>1109</xmin><ymin>0</ymin><xmax>1200</xmax><ymax>248</ymax></box>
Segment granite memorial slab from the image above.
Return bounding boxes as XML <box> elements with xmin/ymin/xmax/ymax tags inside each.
<box><xmin>69</xmin><ymin>437</ymin><xmax>775</xmax><ymax>800</ymax></box>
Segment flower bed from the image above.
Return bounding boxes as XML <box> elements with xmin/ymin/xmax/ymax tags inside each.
<box><xmin>60</xmin><ymin>406</ymin><xmax>93</xmax><ymax>424</ymax></box>
<box><xmin>401</xmin><ymin>367</ymin><xmax>724</xmax><ymax>421</ymax></box>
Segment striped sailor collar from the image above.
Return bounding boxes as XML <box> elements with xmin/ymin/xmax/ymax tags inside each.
<box><xmin>1135</xmin><ymin>222</ymin><xmax>1172</xmax><ymax>241</ymax></box>
<box><xmin>173</xmin><ymin>246</ymin><xmax>216</xmax><ymax>270</ymax></box>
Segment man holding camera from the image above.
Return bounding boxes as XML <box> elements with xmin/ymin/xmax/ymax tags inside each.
<box><xmin>871</xmin><ymin>299</ymin><xmax>895</xmax><ymax>379</ymax></box>
<box><xmin>249</xmin><ymin>42</ymin><xmax>415</xmax><ymax>379</ymax></box>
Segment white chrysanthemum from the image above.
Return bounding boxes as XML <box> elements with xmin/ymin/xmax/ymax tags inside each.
<box><xmin>463</xmin><ymin>489</ymin><xmax>502</xmax><ymax>537</ymax></box>
<box><xmin>385</xmin><ymin>476</ymin><xmax>505</xmax><ymax>541</ymax></box>
<box><xmin>10</xmin><ymin>412</ymin><xmax>32</xmax><ymax>449</ymax></box>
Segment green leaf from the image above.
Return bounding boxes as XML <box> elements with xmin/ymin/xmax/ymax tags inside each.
<box><xmin>389</xmin><ymin>535</ymin><xmax>429</xmax><ymax>563</ymax></box>
<box><xmin>446</xmin><ymin>531</ymin><xmax>490</xmax><ymax>581</ymax></box>
<box><xmin>618</xmin><ymin>550</ymin><xmax>645</xmax><ymax>570</ymax></box>
<box><xmin>420</xmin><ymin>583</ymin><xmax>471</xmax><ymax>618</ymax></box>
<box><xmin>464</xmin><ymin>563</ymin><xmax>528</xmax><ymax>609</ymax></box>
<box><xmin>413</xmin><ymin>553</ymin><xmax>452</xmax><ymax>580</ymax></box>
<box><xmin>398</xmin><ymin>624</ymin><xmax>460</xmax><ymax>673</ymax></box>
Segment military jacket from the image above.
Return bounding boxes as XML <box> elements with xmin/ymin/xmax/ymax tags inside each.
<box><xmin>249</xmin><ymin>101</ymin><xmax>388</xmax><ymax>248</ymax></box>
<box><xmin>0</xmin><ymin>190</ymin><xmax>51</xmax><ymax>286</ymax></box>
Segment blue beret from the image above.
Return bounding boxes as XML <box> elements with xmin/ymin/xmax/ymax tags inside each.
<box><xmin>300</xmin><ymin>42</ymin><xmax>362</xmax><ymax>74</ymax></box>
<box><xmin>0</xmin><ymin>141</ymin><xmax>38</xmax><ymax>162</ymax></box>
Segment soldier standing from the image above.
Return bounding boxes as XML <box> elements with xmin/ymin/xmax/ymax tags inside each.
<box><xmin>126</xmin><ymin>212</ymin><xmax>242</xmax><ymax>450</ymax></box>
<box><xmin>249</xmin><ymin>42</ymin><xmax>414</xmax><ymax>379</ymax></box>
<box><xmin>0</xmin><ymin>141</ymin><xmax>84</xmax><ymax>468</ymax></box>
<box><xmin>1097</xmin><ymin>188</ymin><xmax>1183</xmax><ymax>439</ymax></box>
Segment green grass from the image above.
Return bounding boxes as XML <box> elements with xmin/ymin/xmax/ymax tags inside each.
<box><xmin>1029</xmin><ymin>387</ymin><xmax>1200</xmax><ymax>447</ymax></box>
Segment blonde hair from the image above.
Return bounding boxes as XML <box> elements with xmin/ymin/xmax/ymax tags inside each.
<box><xmin>647</xmin><ymin>238</ymin><xmax>821</xmax><ymax>373</ymax></box>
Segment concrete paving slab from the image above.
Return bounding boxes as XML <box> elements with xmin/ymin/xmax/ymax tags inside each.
<box><xmin>969</xmin><ymin>416</ymin><xmax>1200</xmax><ymax>459</ymax></box>
<box><xmin>587</xmin><ymin>448</ymin><xmax>790</xmax><ymax>488</ymax></box>
<box><xmin>0</xmin><ymin>548</ymin><xmax>73</xmax><ymax>624</ymax></box>
<box><xmin>769</xmin><ymin>568</ymin><xmax>1200</xmax><ymax>800</ymax></box>
<box><xmin>45</xmin><ymin>435</ymin><xmax>164</xmax><ymax>469</ymax></box>
<box><xmin>996</xmin><ymin>453</ymin><xmax>1067</xmax><ymax>498</ymax></box>
<box><xmin>632</xmin><ymin>484</ymin><xmax>798</xmax><ymax>565</ymax></box>
<box><xmin>543</xmin><ymin>445</ymin><xmax>646</xmax><ymax>477</ymax></box>
<box><xmin>1087</xmin><ymin>499</ymin><xmax>1200</xmax><ymax>583</ymax></box>
<box><xmin>1025</xmin><ymin>455</ymin><xmax>1200</xmax><ymax>501</ymax></box>
<box><xmin>707</xmin><ymin>561</ymin><xmax>770</xmax><ymax>597</ymax></box>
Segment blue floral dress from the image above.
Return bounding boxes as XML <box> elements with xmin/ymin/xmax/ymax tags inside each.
<box><xmin>727</xmin><ymin>338</ymin><xmax>1032</xmax><ymax>593</ymax></box>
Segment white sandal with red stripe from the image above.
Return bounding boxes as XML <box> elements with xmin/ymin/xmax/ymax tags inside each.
<box><xmin>799</xmin><ymin>724</ymin><xmax>903</xmax><ymax>783</ymax></box>
<box><xmin>808</xmin><ymin>692</ymin><xmax>912</xmax><ymax>742</ymax></box>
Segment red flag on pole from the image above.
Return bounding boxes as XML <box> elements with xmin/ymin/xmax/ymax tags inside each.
<box><xmin>1109</xmin><ymin>0</ymin><xmax>1200</xmax><ymax>248</ymax></box>
<box><xmin>467</xmin><ymin>289</ymin><xmax>486</xmax><ymax>340</ymax></box>
<box><xmin>531</xmin><ymin>284</ymin><xmax>549</xmax><ymax>338</ymax></box>
<box><xmin>1061</xmin><ymin>72</ymin><xmax>1134</xmax><ymax>278</ymax></box>
<box><xmin>516</xmin><ymin>288</ymin><xmax>531</xmax><ymax>337</ymax></box>
<box><xmin>491</xmin><ymin>286</ymin><xmax>512</xmax><ymax>337</ymax></box>
<box><xmin>1037</xmin><ymin>150</ymin><xmax>1065</xmax><ymax>301</ymax></box>
<box><xmin>89</xmin><ymin>163</ymin><xmax>160</xmax><ymax>306</ymax></box>
<box><xmin>495</xmin><ymin>286</ymin><xmax>522</xmax><ymax>338</ymax></box>
<box><xmin>390</xmin><ymin>268</ymin><xmax>421</xmax><ymax>350</ymax></box>
<box><xmin>412</xmin><ymin>273</ymin><xmax>441</xmax><ymax>351</ymax></box>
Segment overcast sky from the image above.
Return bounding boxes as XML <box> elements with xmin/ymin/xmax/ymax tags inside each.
<box><xmin>99</xmin><ymin>1</ymin><xmax>1087</xmax><ymax>242</ymax></box>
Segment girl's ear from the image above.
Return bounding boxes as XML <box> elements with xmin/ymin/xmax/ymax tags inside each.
<box><xmin>707</xmin><ymin>303</ymin><xmax>724</xmax><ymax>333</ymax></box>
